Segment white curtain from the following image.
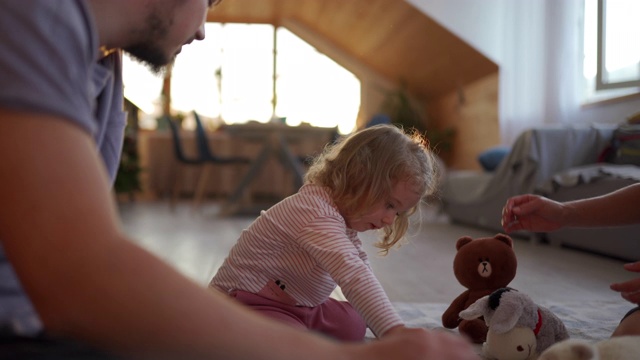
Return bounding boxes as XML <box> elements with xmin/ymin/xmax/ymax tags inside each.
<box><xmin>543</xmin><ymin>0</ymin><xmax>584</xmax><ymax>127</ymax></box>
<box><xmin>499</xmin><ymin>0</ymin><xmax>584</xmax><ymax>144</ymax></box>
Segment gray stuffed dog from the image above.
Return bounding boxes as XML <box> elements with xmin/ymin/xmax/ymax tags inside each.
<box><xmin>460</xmin><ymin>288</ymin><xmax>569</xmax><ymax>360</ymax></box>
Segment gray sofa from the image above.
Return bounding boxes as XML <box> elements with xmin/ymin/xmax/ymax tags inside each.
<box><xmin>441</xmin><ymin>124</ymin><xmax>640</xmax><ymax>261</ymax></box>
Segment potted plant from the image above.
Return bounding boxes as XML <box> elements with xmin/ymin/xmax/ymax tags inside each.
<box><xmin>379</xmin><ymin>84</ymin><xmax>455</xmax><ymax>155</ymax></box>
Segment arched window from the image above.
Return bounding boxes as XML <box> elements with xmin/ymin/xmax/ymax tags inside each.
<box><xmin>124</xmin><ymin>23</ymin><xmax>360</xmax><ymax>134</ymax></box>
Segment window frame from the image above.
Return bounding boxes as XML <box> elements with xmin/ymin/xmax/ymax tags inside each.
<box><xmin>595</xmin><ymin>0</ymin><xmax>640</xmax><ymax>91</ymax></box>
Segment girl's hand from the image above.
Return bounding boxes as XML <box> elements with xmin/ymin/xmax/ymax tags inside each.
<box><xmin>610</xmin><ymin>261</ymin><xmax>640</xmax><ymax>304</ymax></box>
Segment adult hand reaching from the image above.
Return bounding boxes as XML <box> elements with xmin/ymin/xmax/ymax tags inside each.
<box><xmin>501</xmin><ymin>194</ymin><xmax>566</xmax><ymax>233</ymax></box>
<box><xmin>610</xmin><ymin>262</ymin><xmax>640</xmax><ymax>304</ymax></box>
<box><xmin>502</xmin><ymin>187</ymin><xmax>640</xmax><ymax>338</ymax></box>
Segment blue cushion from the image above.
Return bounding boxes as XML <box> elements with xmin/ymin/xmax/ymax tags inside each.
<box><xmin>478</xmin><ymin>146</ymin><xmax>510</xmax><ymax>172</ymax></box>
<box><xmin>366</xmin><ymin>114</ymin><xmax>391</xmax><ymax>128</ymax></box>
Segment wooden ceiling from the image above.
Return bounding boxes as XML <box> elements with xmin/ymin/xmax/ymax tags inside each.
<box><xmin>207</xmin><ymin>0</ymin><xmax>498</xmax><ymax>100</ymax></box>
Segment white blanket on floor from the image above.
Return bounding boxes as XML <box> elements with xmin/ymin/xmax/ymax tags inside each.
<box><xmin>367</xmin><ymin>300</ymin><xmax>631</xmax><ymax>343</ymax></box>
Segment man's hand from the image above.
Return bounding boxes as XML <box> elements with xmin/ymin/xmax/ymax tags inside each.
<box><xmin>610</xmin><ymin>261</ymin><xmax>640</xmax><ymax>304</ymax></box>
<box><xmin>371</xmin><ymin>325</ymin><xmax>479</xmax><ymax>360</ymax></box>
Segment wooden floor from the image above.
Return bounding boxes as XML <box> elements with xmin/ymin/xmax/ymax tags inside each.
<box><xmin>117</xmin><ymin>200</ymin><xmax>635</xmax><ymax>306</ymax></box>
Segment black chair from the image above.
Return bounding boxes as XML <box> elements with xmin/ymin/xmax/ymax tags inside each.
<box><xmin>297</xmin><ymin>127</ymin><xmax>341</xmax><ymax>167</ymax></box>
<box><xmin>192</xmin><ymin>111</ymin><xmax>251</xmax><ymax>210</ymax></box>
<box><xmin>165</xmin><ymin>115</ymin><xmax>205</xmax><ymax>210</ymax></box>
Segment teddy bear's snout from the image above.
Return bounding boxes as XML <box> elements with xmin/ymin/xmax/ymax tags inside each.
<box><xmin>478</xmin><ymin>261</ymin><xmax>492</xmax><ymax>278</ymax></box>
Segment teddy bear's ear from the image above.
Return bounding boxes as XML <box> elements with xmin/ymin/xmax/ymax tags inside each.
<box><xmin>494</xmin><ymin>233</ymin><xmax>513</xmax><ymax>248</ymax></box>
<box><xmin>456</xmin><ymin>236</ymin><xmax>474</xmax><ymax>250</ymax></box>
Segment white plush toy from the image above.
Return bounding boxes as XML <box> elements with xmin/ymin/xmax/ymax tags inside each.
<box><xmin>538</xmin><ymin>336</ymin><xmax>640</xmax><ymax>360</ymax></box>
<box><xmin>460</xmin><ymin>288</ymin><xmax>569</xmax><ymax>360</ymax></box>
<box><xmin>484</xmin><ymin>326</ymin><xmax>538</xmax><ymax>360</ymax></box>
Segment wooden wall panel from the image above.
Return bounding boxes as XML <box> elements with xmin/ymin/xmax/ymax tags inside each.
<box><xmin>204</xmin><ymin>0</ymin><xmax>500</xmax><ymax>169</ymax></box>
<box><xmin>207</xmin><ymin>0</ymin><xmax>498</xmax><ymax>99</ymax></box>
<box><xmin>427</xmin><ymin>73</ymin><xmax>500</xmax><ymax>171</ymax></box>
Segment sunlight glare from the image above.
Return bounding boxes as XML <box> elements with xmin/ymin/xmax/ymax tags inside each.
<box><xmin>123</xmin><ymin>23</ymin><xmax>360</xmax><ymax>133</ymax></box>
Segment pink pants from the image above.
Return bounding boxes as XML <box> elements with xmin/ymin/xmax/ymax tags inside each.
<box><xmin>230</xmin><ymin>290</ymin><xmax>367</xmax><ymax>342</ymax></box>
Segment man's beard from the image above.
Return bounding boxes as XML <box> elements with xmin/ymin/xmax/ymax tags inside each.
<box><xmin>125</xmin><ymin>43</ymin><xmax>174</xmax><ymax>75</ymax></box>
<box><xmin>124</xmin><ymin>6</ymin><xmax>174</xmax><ymax>75</ymax></box>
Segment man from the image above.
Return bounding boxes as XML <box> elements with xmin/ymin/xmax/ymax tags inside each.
<box><xmin>0</xmin><ymin>1</ymin><xmax>477</xmax><ymax>358</ymax></box>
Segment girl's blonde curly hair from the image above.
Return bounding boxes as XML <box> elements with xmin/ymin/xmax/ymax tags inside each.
<box><xmin>304</xmin><ymin>124</ymin><xmax>440</xmax><ymax>255</ymax></box>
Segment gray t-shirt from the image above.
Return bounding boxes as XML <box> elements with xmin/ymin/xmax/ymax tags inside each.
<box><xmin>0</xmin><ymin>0</ymin><xmax>126</xmax><ymax>335</ymax></box>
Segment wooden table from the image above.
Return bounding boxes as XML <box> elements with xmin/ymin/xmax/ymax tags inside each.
<box><xmin>138</xmin><ymin>124</ymin><xmax>336</xmax><ymax>214</ymax></box>
<box><xmin>219</xmin><ymin>122</ymin><xmax>337</xmax><ymax>215</ymax></box>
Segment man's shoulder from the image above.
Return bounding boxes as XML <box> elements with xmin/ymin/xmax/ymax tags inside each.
<box><xmin>0</xmin><ymin>0</ymin><xmax>99</xmax><ymax>134</ymax></box>
<box><xmin>0</xmin><ymin>0</ymin><xmax>97</xmax><ymax>83</ymax></box>
<box><xmin>0</xmin><ymin>0</ymin><xmax>96</xmax><ymax>65</ymax></box>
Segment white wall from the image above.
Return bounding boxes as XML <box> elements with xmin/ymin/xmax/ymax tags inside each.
<box><xmin>407</xmin><ymin>0</ymin><xmax>504</xmax><ymax>64</ymax></box>
<box><xmin>408</xmin><ymin>0</ymin><xmax>640</xmax><ymax>143</ymax></box>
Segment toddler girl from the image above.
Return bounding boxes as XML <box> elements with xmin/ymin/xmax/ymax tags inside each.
<box><xmin>210</xmin><ymin>124</ymin><xmax>440</xmax><ymax>341</ymax></box>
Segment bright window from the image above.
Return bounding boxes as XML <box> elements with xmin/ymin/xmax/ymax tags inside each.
<box><xmin>123</xmin><ymin>23</ymin><xmax>360</xmax><ymax>134</ymax></box>
<box><xmin>583</xmin><ymin>0</ymin><xmax>640</xmax><ymax>102</ymax></box>
<box><xmin>275</xmin><ymin>27</ymin><xmax>361</xmax><ymax>133</ymax></box>
<box><xmin>122</xmin><ymin>56</ymin><xmax>164</xmax><ymax>120</ymax></box>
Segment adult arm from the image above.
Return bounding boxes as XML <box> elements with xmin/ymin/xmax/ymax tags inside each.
<box><xmin>502</xmin><ymin>184</ymin><xmax>640</xmax><ymax>233</ymax></box>
<box><xmin>560</xmin><ymin>184</ymin><xmax>640</xmax><ymax>227</ymax></box>
<box><xmin>0</xmin><ymin>109</ymin><xmax>346</xmax><ymax>359</ymax></box>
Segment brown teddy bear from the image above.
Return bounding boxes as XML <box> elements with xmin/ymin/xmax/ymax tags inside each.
<box><xmin>442</xmin><ymin>233</ymin><xmax>518</xmax><ymax>344</ymax></box>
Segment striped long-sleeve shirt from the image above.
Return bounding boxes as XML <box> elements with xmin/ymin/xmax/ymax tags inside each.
<box><xmin>211</xmin><ymin>184</ymin><xmax>403</xmax><ymax>337</ymax></box>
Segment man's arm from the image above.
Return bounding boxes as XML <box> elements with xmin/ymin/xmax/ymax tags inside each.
<box><xmin>562</xmin><ymin>183</ymin><xmax>640</xmax><ymax>227</ymax></box>
<box><xmin>503</xmin><ymin>184</ymin><xmax>640</xmax><ymax>233</ymax></box>
<box><xmin>0</xmin><ymin>108</ymin><xmax>346</xmax><ymax>359</ymax></box>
